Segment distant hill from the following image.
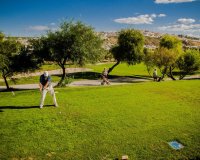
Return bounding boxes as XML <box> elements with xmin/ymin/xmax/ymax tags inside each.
<box><xmin>6</xmin><ymin>31</ymin><xmax>200</xmax><ymax>50</ymax></box>
<box><xmin>99</xmin><ymin>31</ymin><xmax>200</xmax><ymax>50</ymax></box>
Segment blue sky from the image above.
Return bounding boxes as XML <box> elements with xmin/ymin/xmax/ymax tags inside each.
<box><xmin>0</xmin><ymin>0</ymin><xmax>200</xmax><ymax>37</ymax></box>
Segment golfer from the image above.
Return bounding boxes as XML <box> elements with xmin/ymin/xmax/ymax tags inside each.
<box><xmin>101</xmin><ymin>67</ymin><xmax>110</xmax><ymax>85</ymax></box>
<box><xmin>39</xmin><ymin>71</ymin><xmax>58</xmax><ymax>109</ymax></box>
<box><xmin>153</xmin><ymin>68</ymin><xmax>158</xmax><ymax>81</ymax></box>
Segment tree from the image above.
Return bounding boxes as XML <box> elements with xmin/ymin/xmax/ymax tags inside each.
<box><xmin>177</xmin><ymin>49</ymin><xmax>200</xmax><ymax>79</ymax></box>
<box><xmin>160</xmin><ymin>34</ymin><xmax>182</xmax><ymax>52</ymax></box>
<box><xmin>159</xmin><ymin>35</ymin><xmax>183</xmax><ymax>80</ymax></box>
<box><xmin>151</xmin><ymin>47</ymin><xmax>179</xmax><ymax>79</ymax></box>
<box><xmin>108</xmin><ymin>29</ymin><xmax>144</xmax><ymax>73</ymax></box>
<box><xmin>0</xmin><ymin>32</ymin><xmax>41</xmax><ymax>90</ymax></box>
<box><xmin>144</xmin><ymin>34</ymin><xmax>182</xmax><ymax>80</ymax></box>
<box><xmin>34</xmin><ymin>21</ymin><xmax>105</xmax><ymax>86</ymax></box>
<box><xmin>143</xmin><ymin>48</ymin><xmax>155</xmax><ymax>77</ymax></box>
<box><xmin>0</xmin><ymin>33</ymin><xmax>20</xmax><ymax>89</ymax></box>
<box><xmin>0</xmin><ymin>32</ymin><xmax>4</xmax><ymax>41</ymax></box>
<box><xmin>29</xmin><ymin>37</ymin><xmax>51</xmax><ymax>62</ymax></box>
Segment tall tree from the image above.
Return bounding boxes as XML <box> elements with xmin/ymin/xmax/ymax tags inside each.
<box><xmin>0</xmin><ymin>33</ymin><xmax>20</xmax><ymax>89</ymax></box>
<box><xmin>151</xmin><ymin>47</ymin><xmax>179</xmax><ymax>79</ymax></box>
<box><xmin>159</xmin><ymin>34</ymin><xmax>183</xmax><ymax>80</ymax></box>
<box><xmin>144</xmin><ymin>34</ymin><xmax>182</xmax><ymax>80</ymax></box>
<box><xmin>34</xmin><ymin>21</ymin><xmax>105</xmax><ymax>86</ymax></box>
<box><xmin>108</xmin><ymin>29</ymin><xmax>144</xmax><ymax>73</ymax></box>
<box><xmin>0</xmin><ymin>32</ymin><xmax>41</xmax><ymax>90</ymax></box>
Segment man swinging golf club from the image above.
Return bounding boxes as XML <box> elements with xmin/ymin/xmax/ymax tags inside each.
<box><xmin>39</xmin><ymin>71</ymin><xmax>58</xmax><ymax>109</ymax></box>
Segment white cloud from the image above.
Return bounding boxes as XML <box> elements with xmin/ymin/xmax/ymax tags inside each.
<box><xmin>28</xmin><ymin>25</ymin><xmax>50</xmax><ymax>31</ymax></box>
<box><xmin>151</xmin><ymin>14</ymin><xmax>157</xmax><ymax>18</ymax></box>
<box><xmin>114</xmin><ymin>13</ymin><xmax>166</xmax><ymax>25</ymax></box>
<box><xmin>177</xmin><ymin>18</ymin><xmax>195</xmax><ymax>24</ymax></box>
<box><xmin>50</xmin><ymin>23</ymin><xmax>56</xmax><ymax>26</ymax></box>
<box><xmin>158</xmin><ymin>14</ymin><xmax>166</xmax><ymax>17</ymax></box>
<box><xmin>158</xmin><ymin>23</ymin><xmax>200</xmax><ymax>37</ymax></box>
<box><xmin>114</xmin><ymin>15</ymin><xmax>153</xmax><ymax>24</ymax></box>
<box><xmin>158</xmin><ymin>24</ymin><xmax>200</xmax><ymax>32</ymax></box>
<box><xmin>158</xmin><ymin>17</ymin><xmax>200</xmax><ymax>37</ymax></box>
<box><xmin>155</xmin><ymin>0</ymin><xmax>195</xmax><ymax>3</ymax></box>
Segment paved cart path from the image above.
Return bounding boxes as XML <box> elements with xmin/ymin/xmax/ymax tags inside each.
<box><xmin>0</xmin><ymin>67</ymin><xmax>199</xmax><ymax>91</ymax></box>
<box><xmin>0</xmin><ymin>77</ymin><xmax>150</xmax><ymax>90</ymax></box>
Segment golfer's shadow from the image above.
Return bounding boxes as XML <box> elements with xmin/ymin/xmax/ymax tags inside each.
<box><xmin>0</xmin><ymin>105</ymin><xmax>54</xmax><ymax>110</ymax></box>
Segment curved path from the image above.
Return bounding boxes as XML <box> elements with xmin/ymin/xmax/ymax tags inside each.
<box><xmin>0</xmin><ymin>77</ymin><xmax>150</xmax><ymax>90</ymax></box>
<box><xmin>0</xmin><ymin>68</ymin><xmax>92</xmax><ymax>82</ymax></box>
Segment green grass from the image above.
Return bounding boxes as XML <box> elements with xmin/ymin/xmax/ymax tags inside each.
<box><xmin>0</xmin><ymin>63</ymin><xmax>150</xmax><ymax>86</ymax></box>
<box><xmin>88</xmin><ymin>63</ymin><xmax>200</xmax><ymax>78</ymax></box>
<box><xmin>39</xmin><ymin>63</ymin><xmax>60</xmax><ymax>71</ymax></box>
<box><xmin>39</xmin><ymin>63</ymin><xmax>76</xmax><ymax>71</ymax></box>
<box><xmin>0</xmin><ymin>75</ymin><xmax>61</xmax><ymax>86</ymax></box>
<box><xmin>87</xmin><ymin>62</ymin><xmax>150</xmax><ymax>77</ymax></box>
<box><xmin>0</xmin><ymin>63</ymin><xmax>149</xmax><ymax>86</ymax></box>
<box><xmin>0</xmin><ymin>80</ymin><xmax>199</xmax><ymax>160</ymax></box>
<box><xmin>0</xmin><ymin>62</ymin><xmax>199</xmax><ymax>87</ymax></box>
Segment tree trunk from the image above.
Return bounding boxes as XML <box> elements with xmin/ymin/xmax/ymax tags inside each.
<box><xmin>160</xmin><ymin>67</ymin><xmax>167</xmax><ymax>80</ymax></box>
<box><xmin>168</xmin><ymin>66</ymin><xmax>176</xmax><ymax>80</ymax></box>
<box><xmin>57</xmin><ymin>66</ymin><xmax>66</xmax><ymax>86</ymax></box>
<box><xmin>61</xmin><ymin>66</ymin><xmax>66</xmax><ymax>81</ymax></box>
<box><xmin>179</xmin><ymin>74</ymin><xmax>185</xmax><ymax>80</ymax></box>
<box><xmin>179</xmin><ymin>72</ymin><xmax>187</xmax><ymax>80</ymax></box>
<box><xmin>160</xmin><ymin>73</ymin><xmax>165</xmax><ymax>80</ymax></box>
<box><xmin>2</xmin><ymin>74</ymin><xmax>10</xmax><ymax>90</ymax></box>
<box><xmin>108</xmin><ymin>61</ymin><xmax>120</xmax><ymax>74</ymax></box>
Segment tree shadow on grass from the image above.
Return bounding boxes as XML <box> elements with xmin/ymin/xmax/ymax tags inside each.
<box><xmin>55</xmin><ymin>71</ymin><xmax>152</xmax><ymax>80</ymax></box>
<box><xmin>0</xmin><ymin>88</ymin><xmax>35</xmax><ymax>92</ymax></box>
<box><xmin>129</xmin><ymin>74</ymin><xmax>152</xmax><ymax>80</ymax></box>
<box><xmin>172</xmin><ymin>71</ymin><xmax>200</xmax><ymax>76</ymax></box>
<box><xmin>54</xmin><ymin>71</ymin><xmax>103</xmax><ymax>80</ymax></box>
<box><xmin>110</xmin><ymin>79</ymin><xmax>148</xmax><ymax>84</ymax></box>
<box><xmin>0</xmin><ymin>105</ymin><xmax>54</xmax><ymax>110</ymax></box>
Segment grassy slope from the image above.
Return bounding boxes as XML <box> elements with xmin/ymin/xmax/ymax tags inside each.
<box><xmin>0</xmin><ymin>80</ymin><xmax>199</xmax><ymax>160</ymax></box>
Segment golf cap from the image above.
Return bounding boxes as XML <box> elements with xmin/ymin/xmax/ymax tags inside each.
<box><xmin>44</xmin><ymin>71</ymin><xmax>49</xmax><ymax>77</ymax></box>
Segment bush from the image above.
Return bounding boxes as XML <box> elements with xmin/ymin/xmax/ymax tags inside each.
<box><xmin>58</xmin><ymin>76</ymin><xmax>74</xmax><ymax>87</ymax></box>
<box><xmin>177</xmin><ymin>49</ymin><xmax>200</xmax><ymax>79</ymax></box>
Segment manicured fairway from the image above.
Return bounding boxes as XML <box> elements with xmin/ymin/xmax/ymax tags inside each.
<box><xmin>0</xmin><ymin>80</ymin><xmax>199</xmax><ymax>160</ymax></box>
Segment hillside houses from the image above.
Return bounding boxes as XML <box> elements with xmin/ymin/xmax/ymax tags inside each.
<box><xmin>5</xmin><ymin>31</ymin><xmax>200</xmax><ymax>51</ymax></box>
